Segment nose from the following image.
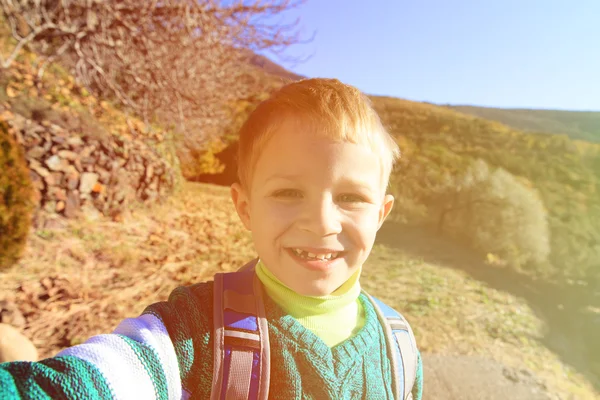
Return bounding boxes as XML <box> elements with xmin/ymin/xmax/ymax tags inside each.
<box><xmin>298</xmin><ymin>195</ymin><xmax>342</xmax><ymax>236</ymax></box>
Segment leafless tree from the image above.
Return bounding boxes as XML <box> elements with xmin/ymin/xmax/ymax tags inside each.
<box><xmin>1</xmin><ymin>0</ymin><xmax>309</xmax><ymax>134</ymax></box>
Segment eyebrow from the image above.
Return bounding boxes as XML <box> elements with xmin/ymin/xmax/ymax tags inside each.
<box><xmin>265</xmin><ymin>174</ymin><xmax>375</xmax><ymax>192</ymax></box>
<box><xmin>265</xmin><ymin>174</ymin><xmax>302</xmax><ymax>183</ymax></box>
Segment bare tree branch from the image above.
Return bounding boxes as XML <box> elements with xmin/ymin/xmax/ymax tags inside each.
<box><xmin>1</xmin><ymin>0</ymin><xmax>310</xmax><ymax>140</ymax></box>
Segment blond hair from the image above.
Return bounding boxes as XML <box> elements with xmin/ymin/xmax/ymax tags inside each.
<box><xmin>236</xmin><ymin>78</ymin><xmax>400</xmax><ymax>193</ymax></box>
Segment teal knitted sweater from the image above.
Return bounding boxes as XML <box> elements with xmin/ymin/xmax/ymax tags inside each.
<box><xmin>0</xmin><ymin>281</ymin><xmax>423</xmax><ymax>399</ymax></box>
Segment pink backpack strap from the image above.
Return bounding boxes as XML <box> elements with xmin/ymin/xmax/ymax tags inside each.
<box><xmin>211</xmin><ymin>258</ymin><xmax>270</xmax><ymax>400</ymax></box>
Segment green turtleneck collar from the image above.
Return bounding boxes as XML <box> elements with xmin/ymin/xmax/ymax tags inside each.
<box><xmin>254</xmin><ymin>259</ymin><xmax>365</xmax><ymax>347</ymax></box>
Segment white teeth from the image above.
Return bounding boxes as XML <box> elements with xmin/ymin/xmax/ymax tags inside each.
<box><xmin>291</xmin><ymin>248</ymin><xmax>340</xmax><ymax>260</ymax></box>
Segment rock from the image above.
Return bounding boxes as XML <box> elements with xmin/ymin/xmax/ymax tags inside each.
<box><xmin>64</xmin><ymin>190</ymin><xmax>80</xmax><ymax>218</ymax></box>
<box><xmin>80</xmin><ymin>146</ymin><xmax>95</xmax><ymax>158</ymax></box>
<box><xmin>81</xmin><ymin>203</ymin><xmax>101</xmax><ymax>222</ymax></box>
<box><xmin>42</xmin><ymin>138</ymin><xmax>52</xmax><ymax>152</ymax></box>
<box><xmin>45</xmin><ymin>155</ymin><xmax>69</xmax><ymax>172</ymax></box>
<box><xmin>29</xmin><ymin>170</ymin><xmax>45</xmax><ymax>191</ymax></box>
<box><xmin>67</xmin><ymin>136</ymin><xmax>84</xmax><ymax>147</ymax></box>
<box><xmin>26</xmin><ymin>146</ymin><xmax>46</xmax><ymax>159</ymax></box>
<box><xmin>30</xmin><ymin>162</ymin><xmax>50</xmax><ymax>178</ymax></box>
<box><xmin>97</xmin><ymin>167</ymin><xmax>111</xmax><ymax>184</ymax></box>
<box><xmin>48</xmin><ymin>124</ymin><xmax>64</xmax><ymax>135</ymax></box>
<box><xmin>51</xmin><ymin>135</ymin><xmax>66</xmax><ymax>145</ymax></box>
<box><xmin>146</xmin><ymin>164</ymin><xmax>154</xmax><ymax>180</ymax></box>
<box><xmin>80</xmin><ymin>172</ymin><xmax>99</xmax><ymax>194</ymax></box>
<box><xmin>48</xmin><ymin>186</ymin><xmax>67</xmax><ymax>201</ymax></box>
<box><xmin>57</xmin><ymin>150</ymin><xmax>78</xmax><ymax>161</ymax></box>
<box><xmin>115</xmin><ymin>190</ymin><xmax>126</xmax><ymax>203</ymax></box>
<box><xmin>43</xmin><ymin>200</ymin><xmax>56</xmax><ymax>213</ymax></box>
<box><xmin>0</xmin><ymin>324</ymin><xmax>38</xmax><ymax>363</ymax></box>
<box><xmin>43</xmin><ymin>173</ymin><xmax>56</xmax><ymax>187</ymax></box>
<box><xmin>49</xmin><ymin>171</ymin><xmax>63</xmax><ymax>186</ymax></box>
<box><xmin>81</xmin><ymin>156</ymin><xmax>95</xmax><ymax>167</ymax></box>
<box><xmin>4</xmin><ymin>108</ymin><xmax>174</xmax><ymax>220</ymax></box>
<box><xmin>66</xmin><ymin>171</ymin><xmax>79</xmax><ymax>190</ymax></box>
<box><xmin>74</xmin><ymin>158</ymin><xmax>84</xmax><ymax>172</ymax></box>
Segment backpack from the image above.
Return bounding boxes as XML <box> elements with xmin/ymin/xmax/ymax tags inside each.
<box><xmin>210</xmin><ymin>258</ymin><xmax>418</xmax><ymax>400</ymax></box>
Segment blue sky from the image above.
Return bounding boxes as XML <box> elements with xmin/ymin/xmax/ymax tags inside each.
<box><xmin>262</xmin><ymin>0</ymin><xmax>600</xmax><ymax>111</ymax></box>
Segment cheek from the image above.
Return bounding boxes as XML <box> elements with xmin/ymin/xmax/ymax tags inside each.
<box><xmin>348</xmin><ymin>210</ymin><xmax>380</xmax><ymax>244</ymax></box>
<box><xmin>257</xmin><ymin>201</ymin><xmax>298</xmax><ymax>222</ymax></box>
<box><xmin>251</xmin><ymin>202</ymin><xmax>297</xmax><ymax>236</ymax></box>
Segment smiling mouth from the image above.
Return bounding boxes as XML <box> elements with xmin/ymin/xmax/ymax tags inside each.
<box><xmin>285</xmin><ymin>247</ymin><xmax>345</xmax><ymax>261</ymax></box>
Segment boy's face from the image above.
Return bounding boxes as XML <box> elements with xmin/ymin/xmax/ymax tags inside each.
<box><xmin>231</xmin><ymin>120</ymin><xmax>394</xmax><ymax>296</ymax></box>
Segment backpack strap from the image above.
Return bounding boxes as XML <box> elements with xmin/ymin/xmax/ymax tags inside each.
<box><xmin>364</xmin><ymin>292</ymin><xmax>418</xmax><ymax>400</ymax></box>
<box><xmin>211</xmin><ymin>258</ymin><xmax>270</xmax><ymax>400</ymax></box>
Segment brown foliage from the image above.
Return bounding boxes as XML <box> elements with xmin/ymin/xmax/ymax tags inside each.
<box><xmin>0</xmin><ymin>181</ymin><xmax>255</xmax><ymax>358</ymax></box>
<box><xmin>1</xmin><ymin>0</ymin><xmax>308</xmax><ymax>136</ymax></box>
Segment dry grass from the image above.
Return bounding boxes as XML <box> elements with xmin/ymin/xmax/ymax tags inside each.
<box><xmin>1</xmin><ymin>180</ymin><xmax>255</xmax><ymax>357</ymax></box>
<box><xmin>362</xmin><ymin>245</ymin><xmax>598</xmax><ymax>400</ymax></box>
<box><xmin>1</xmin><ymin>180</ymin><xmax>597</xmax><ymax>399</ymax></box>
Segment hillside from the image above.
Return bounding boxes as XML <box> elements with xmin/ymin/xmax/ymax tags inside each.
<box><xmin>1</xmin><ymin>21</ymin><xmax>599</xmax><ymax>398</ymax></box>
<box><xmin>248</xmin><ymin>52</ymin><xmax>306</xmax><ymax>82</ymax></box>
<box><xmin>1</xmin><ymin>180</ymin><xmax>596</xmax><ymax>399</ymax></box>
<box><xmin>371</xmin><ymin>96</ymin><xmax>600</xmax><ymax>282</ymax></box>
<box><xmin>445</xmin><ymin>105</ymin><xmax>600</xmax><ymax>143</ymax></box>
<box><xmin>366</xmin><ymin>95</ymin><xmax>600</xmax><ymax>389</ymax></box>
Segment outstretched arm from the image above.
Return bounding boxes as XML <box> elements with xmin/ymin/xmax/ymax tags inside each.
<box><xmin>0</xmin><ymin>282</ymin><xmax>215</xmax><ymax>399</ymax></box>
<box><xmin>0</xmin><ymin>312</ymin><xmax>182</xmax><ymax>399</ymax></box>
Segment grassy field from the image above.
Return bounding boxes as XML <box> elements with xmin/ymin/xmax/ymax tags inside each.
<box><xmin>1</xmin><ymin>180</ymin><xmax>597</xmax><ymax>399</ymax></box>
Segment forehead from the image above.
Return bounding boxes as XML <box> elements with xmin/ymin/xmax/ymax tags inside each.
<box><xmin>253</xmin><ymin>121</ymin><xmax>385</xmax><ymax>189</ymax></box>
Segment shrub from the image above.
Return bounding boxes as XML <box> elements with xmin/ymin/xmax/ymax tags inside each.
<box><xmin>439</xmin><ymin>159</ymin><xmax>551</xmax><ymax>267</ymax></box>
<box><xmin>0</xmin><ymin>119</ymin><xmax>35</xmax><ymax>270</ymax></box>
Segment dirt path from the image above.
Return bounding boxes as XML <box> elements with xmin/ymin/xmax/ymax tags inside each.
<box><xmin>422</xmin><ymin>354</ymin><xmax>552</xmax><ymax>400</ymax></box>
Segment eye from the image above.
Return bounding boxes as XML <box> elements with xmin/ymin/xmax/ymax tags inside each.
<box><xmin>273</xmin><ymin>189</ymin><xmax>302</xmax><ymax>198</ymax></box>
<box><xmin>338</xmin><ymin>194</ymin><xmax>366</xmax><ymax>203</ymax></box>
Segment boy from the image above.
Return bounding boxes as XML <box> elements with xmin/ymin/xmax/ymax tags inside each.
<box><xmin>0</xmin><ymin>78</ymin><xmax>423</xmax><ymax>399</ymax></box>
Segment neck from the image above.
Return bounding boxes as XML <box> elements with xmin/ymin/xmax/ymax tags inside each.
<box><xmin>255</xmin><ymin>260</ymin><xmax>362</xmax><ymax>318</ymax></box>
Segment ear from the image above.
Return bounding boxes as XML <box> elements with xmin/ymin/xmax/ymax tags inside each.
<box><xmin>231</xmin><ymin>182</ymin><xmax>252</xmax><ymax>231</ymax></box>
<box><xmin>377</xmin><ymin>194</ymin><xmax>394</xmax><ymax>231</ymax></box>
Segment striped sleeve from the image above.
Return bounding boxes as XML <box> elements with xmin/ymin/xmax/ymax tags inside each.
<box><xmin>0</xmin><ymin>302</ymin><xmax>187</xmax><ymax>399</ymax></box>
<box><xmin>0</xmin><ymin>355</ymin><xmax>112</xmax><ymax>399</ymax></box>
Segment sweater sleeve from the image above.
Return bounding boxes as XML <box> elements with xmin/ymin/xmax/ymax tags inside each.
<box><xmin>0</xmin><ymin>313</ymin><xmax>183</xmax><ymax>399</ymax></box>
<box><xmin>0</xmin><ymin>283</ymin><xmax>214</xmax><ymax>400</ymax></box>
<box><xmin>411</xmin><ymin>350</ymin><xmax>424</xmax><ymax>400</ymax></box>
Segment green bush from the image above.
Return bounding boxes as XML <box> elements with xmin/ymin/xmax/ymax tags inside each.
<box><xmin>0</xmin><ymin>119</ymin><xmax>35</xmax><ymax>271</ymax></box>
<box><xmin>435</xmin><ymin>159</ymin><xmax>551</xmax><ymax>268</ymax></box>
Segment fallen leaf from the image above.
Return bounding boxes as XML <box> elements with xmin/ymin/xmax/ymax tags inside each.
<box><xmin>92</xmin><ymin>183</ymin><xmax>104</xmax><ymax>194</ymax></box>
